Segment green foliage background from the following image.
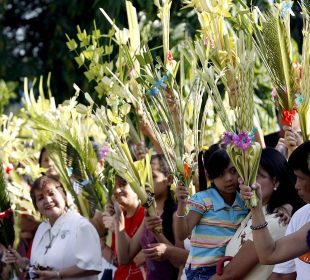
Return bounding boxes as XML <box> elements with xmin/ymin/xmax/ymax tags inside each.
<box><xmin>0</xmin><ymin>0</ymin><xmax>304</xmax><ymax>125</ymax></box>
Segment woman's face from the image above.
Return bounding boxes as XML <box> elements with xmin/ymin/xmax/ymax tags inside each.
<box><xmin>113</xmin><ymin>182</ymin><xmax>138</xmax><ymax>207</ymax></box>
<box><xmin>256</xmin><ymin>166</ymin><xmax>276</xmax><ymax>205</ymax></box>
<box><xmin>151</xmin><ymin>159</ymin><xmax>170</xmax><ymax>199</ymax></box>
<box><xmin>213</xmin><ymin>161</ymin><xmax>238</xmax><ymax>195</ymax></box>
<box><xmin>34</xmin><ymin>183</ymin><xmax>67</xmax><ymax>223</ymax></box>
<box><xmin>40</xmin><ymin>150</ymin><xmax>58</xmax><ymax>177</ymax></box>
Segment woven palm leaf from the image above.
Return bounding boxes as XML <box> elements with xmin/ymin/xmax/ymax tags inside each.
<box><xmin>253</xmin><ymin>5</ymin><xmax>295</xmax><ymax>111</ymax></box>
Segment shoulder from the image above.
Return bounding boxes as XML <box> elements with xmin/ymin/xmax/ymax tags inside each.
<box><xmin>63</xmin><ymin>211</ymin><xmax>97</xmax><ymax>232</ymax></box>
<box><xmin>33</xmin><ymin>221</ymin><xmax>50</xmax><ymax>240</ymax></box>
<box><xmin>292</xmin><ymin>204</ymin><xmax>310</xmax><ymax>219</ymax></box>
<box><xmin>287</xmin><ymin>204</ymin><xmax>310</xmax><ymax>232</ymax></box>
<box><xmin>188</xmin><ymin>189</ymin><xmax>215</xmax><ymax>214</ymax></box>
<box><xmin>189</xmin><ymin>189</ymin><xmax>213</xmax><ymax>204</ymax></box>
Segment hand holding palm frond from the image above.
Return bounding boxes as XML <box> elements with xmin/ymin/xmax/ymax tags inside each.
<box><xmin>200</xmin><ymin>33</ymin><xmax>262</xmax><ymax>208</ymax></box>
<box><xmin>92</xmin><ymin>105</ymin><xmax>162</xmax><ymax>233</ymax></box>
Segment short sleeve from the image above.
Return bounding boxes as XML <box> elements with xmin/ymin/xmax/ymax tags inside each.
<box><xmin>272</xmin><ymin>218</ymin><xmax>296</xmax><ymax>273</ymax></box>
<box><xmin>188</xmin><ymin>192</ymin><xmax>208</xmax><ymax>215</ymax></box>
<box><xmin>74</xmin><ymin>220</ymin><xmax>102</xmax><ymax>272</ymax></box>
<box><xmin>273</xmin><ymin>259</ymin><xmax>296</xmax><ymax>274</ymax></box>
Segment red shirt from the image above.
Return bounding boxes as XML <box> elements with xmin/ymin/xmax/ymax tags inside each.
<box><xmin>112</xmin><ymin>205</ymin><xmax>145</xmax><ymax>280</ymax></box>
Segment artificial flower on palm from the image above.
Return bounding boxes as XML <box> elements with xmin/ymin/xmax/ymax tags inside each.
<box><xmin>252</xmin><ymin>1</ymin><xmax>302</xmax><ymax>128</ymax></box>
<box><xmin>200</xmin><ymin>33</ymin><xmax>262</xmax><ymax>208</ymax></box>
<box><xmin>100</xmin><ymin>1</ymin><xmax>201</xmax><ymax>191</ymax></box>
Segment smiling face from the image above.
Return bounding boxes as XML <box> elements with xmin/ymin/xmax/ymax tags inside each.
<box><xmin>212</xmin><ymin>161</ymin><xmax>238</xmax><ymax>196</ymax></box>
<box><xmin>294</xmin><ymin>170</ymin><xmax>310</xmax><ymax>203</ymax></box>
<box><xmin>34</xmin><ymin>183</ymin><xmax>67</xmax><ymax>224</ymax></box>
<box><xmin>113</xmin><ymin>177</ymin><xmax>138</xmax><ymax>207</ymax></box>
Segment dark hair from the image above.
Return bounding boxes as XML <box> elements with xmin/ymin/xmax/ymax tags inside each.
<box><xmin>38</xmin><ymin>147</ymin><xmax>47</xmax><ymax>167</ymax></box>
<box><xmin>150</xmin><ymin>154</ymin><xmax>176</xmax><ymax>243</ymax></box>
<box><xmin>30</xmin><ymin>176</ymin><xmax>66</xmax><ymax>210</ymax></box>
<box><xmin>288</xmin><ymin>140</ymin><xmax>310</xmax><ymax>176</ymax></box>
<box><xmin>260</xmin><ymin>148</ymin><xmax>304</xmax><ymax>214</ymax></box>
<box><xmin>151</xmin><ymin>154</ymin><xmax>171</xmax><ymax>177</ymax></box>
<box><xmin>114</xmin><ymin>174</ymin><xmax>128</xmax><ymax>188</ymax></box>
<box><xmin>198</xmin><ymin>144</ymin><xmax>230</xmax><ymax>191</ymax></box>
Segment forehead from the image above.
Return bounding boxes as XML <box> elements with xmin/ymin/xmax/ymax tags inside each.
<box><xmin>41</xmin><ymin>150</ymin><xmax>50</xmax><ymax>159</ymax></box>
<box><xmin>225</xmin><ymin>161</ymin><xmax>235</xmax><ymax>170</ymax></box>
<box><xmin>294</xmin><ymin>169</ymin><xmax>310</xmax><ymax>179</ymax></box>
<box><xmin>34</xmin><ymin>183</ymin><xmax>57</xmax><ymax>196</ymax></box>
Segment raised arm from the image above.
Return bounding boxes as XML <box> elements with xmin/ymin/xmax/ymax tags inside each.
<box><xmin>113</xmin><ymin>199</ymin><xmax>144</xmax><ymax>264</ymax></box>
<box><xmin>240</xmin><ymin>182</ymin><xmax>310</xmax><ymax>264</ymax></box>
<box><xmin>175</xmin><ymin>183</ymin><xmax>202</xmax><ymax>241</ymax></box>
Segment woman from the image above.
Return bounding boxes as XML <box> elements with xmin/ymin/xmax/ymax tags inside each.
<box><xmin>2</xmin><ymin>175</ymin><xmax>102</xmax><ymax>279</ymax></box>
<box><xmin>101</xmin><ymin>175</ymin><xmax>146</xmax><ymax>280</ymax></box>
<box><xmin>210</xmin><ymin>148</ymin><xmax>300</xmax><ymax>280</ymax></box>
<box><xmin>39</xmin><ymin>148</ymin><xmax>58</xmax><ymax>177</ymax></box>
<box><xmin>239</xmin><ymin>141</ymin><xmax>310</xmax><ymax>267</ymax></box>
<box><xmin>113</xmin><ymin>154</ymin><xmax>188</xmax><ymax>280</ymax></box>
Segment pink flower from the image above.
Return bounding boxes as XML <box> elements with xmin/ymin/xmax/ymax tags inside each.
<box><xmin>167</xmin><ymin>51</ymin><xmax>173</xmax><ymax>62</ymax></box>
<box><xmin>271</xmin><ymin>88</ymin><xmax>277</xmax><ymax>101</ymax></box>
<box><xmin>99</xmin><ymin>145</ymin><xmax>110</xmax><ymax>159</ymax></box>
<box><xmin>232</xmin><ymin>131</ymin><xmax>252</xmax><ymax>150</ymax></box>
<box><xmin>222</xmin><ymin>131</ymin><xmax>234</xmax><ymax>145</ymax></box>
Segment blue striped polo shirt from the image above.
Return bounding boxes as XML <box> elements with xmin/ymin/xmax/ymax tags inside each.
<box><xmin>186</xmin><ymin>187</ymin><xmax>248</xmax><ymax>269</ymax></box>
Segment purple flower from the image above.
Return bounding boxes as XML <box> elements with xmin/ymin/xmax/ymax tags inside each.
<box><xmin>222</xmin><ymin>131</ymin><xmax>234</xmax><ymax>145</ymax></box>
<box><xmin>271</xmin><ymin>87</ymin><xmax>277</xmax><ymax>101</ymax></box>
<box><xmin>232</xmin><ymin>131</ymin><xmax>252</xmax><ymax>150</ymax></box>
<box><xmin>99</xmin><ymin>145</ymin><xmax>110</xmax><ymax>159</ymax></box>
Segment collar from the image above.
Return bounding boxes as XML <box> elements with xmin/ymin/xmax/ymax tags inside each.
<box><xmin>47</xmin><ymin>210</ymin><xmax>72</xmax><ymax>235</ymax></box>
<box><xmin>210</xmin><ymin>188</ymin><xmax>244</xmax><ymax>211</ymax></box>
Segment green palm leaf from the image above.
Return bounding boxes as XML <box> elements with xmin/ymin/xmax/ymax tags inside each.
<box><xmin>253</xmin><ymin>5</ymin><xmax>295</xmax><ymax>110</ymax></box>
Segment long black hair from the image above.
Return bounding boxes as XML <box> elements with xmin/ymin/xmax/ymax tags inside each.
<box><xmin>198</xmin><ymin>144</ymin><xmax>230</xmax><ymax>191</ymax></box>
<box><xmin>260</xmin><ymin>148</ymin><xmax>304</xmax><ymax>214</ymax></box>
<box><xmin>151</xmin><ymin>154</ymin><xmax>176</xmax><ymax>244</ymax></box>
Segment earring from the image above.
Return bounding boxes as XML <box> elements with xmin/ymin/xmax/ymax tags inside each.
<box><xmin>273</xmin><ymin>182</ymin><xmax>279</xmax><ymax>191</ymax></box>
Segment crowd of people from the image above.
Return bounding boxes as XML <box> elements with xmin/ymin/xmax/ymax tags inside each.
<box><xmin>1</xmin><ymin>110</ymin><xmax>310</xmax><ymax>280</ymax></box>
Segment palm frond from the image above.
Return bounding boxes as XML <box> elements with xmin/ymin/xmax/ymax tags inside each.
<box><xmin>299</xmin><ymin>11</ymin><xmax>310</xmax><ymax>140</ymax></box>
<box><xmin>252</xmin><ymin>5</ymin><xmax>295</xmax><ymax>110</ymax></box>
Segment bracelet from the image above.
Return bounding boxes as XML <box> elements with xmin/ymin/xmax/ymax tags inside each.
<box><xmin>57</xmin><ymin>271</ymin><xmax>62</xmax><ymax>279</ymax></box>
<box><xmin>250</xmin><ymin>221</ymin><xmax>268</xmax><ymax>230</ymax></box>
<box><xmin>175</xmin><ymin>212</ymin><xmax>186</xmax><ymax>218</ymax></box>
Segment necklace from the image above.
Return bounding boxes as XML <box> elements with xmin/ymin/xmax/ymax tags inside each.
<box><xmin>44</xmin><ymin>229</ymin><xmax>57</xmax><ymax>255</ymax></box>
